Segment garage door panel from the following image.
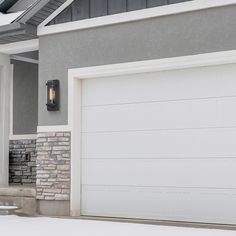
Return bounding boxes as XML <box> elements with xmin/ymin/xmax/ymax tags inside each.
<box><xmin>82</xmin><ymin>97</ymin><xmax>236</xmax><ymax>132</ymax></box>
<box><xmin>82</xmin><ymin>159</ymin><xmax>236</xmax><ymax>188</ymax></box>
<box><xmin>82</xmin><ymin>64</ymin><xmax>236</xmax><ymax>106</ymax></box>
<box><xmin>82</xmin><ymin>128</ymin><xmax>236</xmax><ymax>158</ymax></box>
<box><xmin>81</xmin><ymin>185</ymin><xmax>236</xmax><ymax>224</ymax></box>
<box><xmin>80</xmin><ymin>63</ymin><xmax>236</xmax><ymax>223</ymax></box>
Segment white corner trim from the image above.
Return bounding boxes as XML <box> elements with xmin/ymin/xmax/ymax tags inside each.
<box><xmin>38</xmin><ymin>0</ymin><xmax>75</xmax><ymax>30</ymax></box>
<box><xmin>9</xmin><ymin>134</ymin><xmax>37</xmax><ymax>140</ymax></box>
<box><xmin>0</xmin><ymin>53</ymin><xmax>10</xmax><ymax>187</ymax></box>
<box><xmin>37</xmin><ymin>125</ymin><xmax>71</xmax><ymax>133</ymax></box>
<box><xmin>68</xmin><ymin>50</ymin><xmax>236</xmax><ymax>80</ymax></box>
<box><xmin>38</xmin><ymin>0</ymin><xmax>236</xmax><ymax>36</ymax></box>
<box><xmin>10</xmin><ymin>55</ymin><xmax>38</xmax><ymax>64</ymax></box>
<box><xmin>9</xmin><ymin>64</ymin><xmax>14</xmax><ymax>138</ymax></box>
<box><xmin>0</xmin><ymin>39</ymin><xmax>39</xmax><ymax>55</ymax></box>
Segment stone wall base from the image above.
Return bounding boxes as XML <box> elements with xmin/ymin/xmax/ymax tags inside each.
<box><xmin>37</xmin><ymin>200</ymin><xmax>70</xmax><ymax>216</ymax></box>
<box><xmin>0</xmin><ymin>196</ymin><xmax>37</xmax><ymax>216</ymax></box>
<box><xmin>0</xmin><ymin>187</ymin><xmax>37</xmax><ymax>216</ymax></box>
<box><xmin>36</xmin><ymin>132</ymin><xmax>71</xmax><ymax>200</ymax></box>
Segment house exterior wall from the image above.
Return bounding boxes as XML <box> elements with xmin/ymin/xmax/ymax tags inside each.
<box><xmin>39</xmin><ymin>4</ymin><xmax>236</xmax><ymax>126</ymax></box>
<box><xmin>9</xmin><ymin>60</ymin><xmax>38</xmax><ymax>186</ymax></box>
<box><xmin>35</xmin><ymin>4</ymin><xmax>236</xmax><ymax>216</ymax></box>
<box><xmin>12</xmin><ymin>60</ymin><xmax>38</xmax><ymax>135</ymax></box>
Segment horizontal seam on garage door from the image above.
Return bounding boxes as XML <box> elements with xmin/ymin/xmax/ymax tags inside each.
<box><xmin>81</xmin><ymin>184</ymin><xmax>236</xmax><ymax>190</ymax></box>
<box><xmin>81</xmin><ymin>95</ymin><xmax>236</xmax><ymax>108</ymax></box>
<box><xmin>81</xmin><ymin>126</ymin><xmax>236</xmax><ymax>133</ymax></box>
<box><xmin>81</xmin><ymin>157</ymin><xmax>236</xmax><ymax>160</ymax></box>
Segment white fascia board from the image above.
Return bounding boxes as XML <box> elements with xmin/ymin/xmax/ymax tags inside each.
<box><xmin>0</xmin><ymin>39</ymin><xmax>39</xmax><ymax>54</ymax></box>
<box><xmin>38</xmin><ymin>0</ymin><xmax>236</xmax><ymax>36</ymax></box>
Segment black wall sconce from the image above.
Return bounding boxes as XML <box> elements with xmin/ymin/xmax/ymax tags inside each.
<box><xmin>46</xmin><ymin>80</ymin><xmax>59</xmax><ymax>111</ymax></box>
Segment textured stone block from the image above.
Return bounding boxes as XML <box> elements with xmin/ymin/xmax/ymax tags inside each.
<box><xmin>36</xmin><ymin>132</ymin><xmax>71</xmax><ymax>201</ymax></box>
<box><xmin>9</xmin><ymin>139</ymin><xmax>36</xmax><ymax>185</ymax></box>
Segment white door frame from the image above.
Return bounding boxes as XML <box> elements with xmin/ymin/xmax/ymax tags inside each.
<box><xmin>68</xmin><ymin>49</ymin><xmax>236</xmax><ymax>217</ymax></box>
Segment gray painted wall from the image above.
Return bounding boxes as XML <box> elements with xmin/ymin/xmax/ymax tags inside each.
<box><xmin>39</xmin><ymin>5</ymin><xmax>236</xmax><ymax>126</ymax></box>
<box><xmin>12</xmin><ymin>60</ymin><xmax>38</xmax><ymax>134</ymax></box>
<box><xmin>49</xmin><ymin>0</ymin><xmax>191</xmax><ymax>25</ymax></box>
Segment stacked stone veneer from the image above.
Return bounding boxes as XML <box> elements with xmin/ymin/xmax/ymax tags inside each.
<box><xmin>36</xmin><ymin>132</ymin><xmax>71</xmax><ymax>200</ymax></box>
<box><xmin>9</xmin><ymin>139</ymin><xmax>37</xmax><ymax>185</ymax></box>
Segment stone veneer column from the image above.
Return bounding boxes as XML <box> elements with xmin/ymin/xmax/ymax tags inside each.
<box><xmin>36</xmin><ymin>132</ymin><xmax>71</xmax><ymax>200</ymax></box>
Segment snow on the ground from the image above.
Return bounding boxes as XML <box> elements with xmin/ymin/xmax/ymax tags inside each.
<box><xmin>0</xmin><ymin>216</ymin><xmax>235</xmax><ymax>236</ymax></box>
<box><xmin>0</xmin><ymin>206</ymin><xmax>19</xmax><ymax>210</ymax></box>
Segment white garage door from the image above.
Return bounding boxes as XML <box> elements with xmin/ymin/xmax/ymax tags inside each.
<box><xmin>81</xmin><ymin>63</ymin><xmax>236</xmax><ymax>224</ymax></box>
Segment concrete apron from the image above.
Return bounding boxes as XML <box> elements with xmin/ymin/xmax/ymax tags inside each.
<box><xmin>0</xmin><ymin>186</ymin><xmax>36</xmax><ymax>216</ymax></box>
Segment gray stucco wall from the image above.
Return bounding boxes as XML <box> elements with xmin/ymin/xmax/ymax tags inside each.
<box><xmin>39</xmin><ymin>5</ymin><xmax>236</xmax><ymax>126</ymax></box>
<box><xmin>12</xmin><ymin>60</ymin><xmax>38</xmax><ymax>134</ymax></box>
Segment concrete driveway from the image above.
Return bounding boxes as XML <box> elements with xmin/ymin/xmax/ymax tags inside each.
<box><xmin>0</xmin><ymin>216</ymin><xmax>236</xmax><ymax>236</ymax></box>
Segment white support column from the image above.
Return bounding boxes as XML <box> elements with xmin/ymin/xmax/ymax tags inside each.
<box><xmin>0</xmin><ymin>53</ymin><xmax>10</xmax><ymax>187</ymax></box>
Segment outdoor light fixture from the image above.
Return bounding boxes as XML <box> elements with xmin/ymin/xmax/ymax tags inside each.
<box><xmin>46</xmin><ymin>80</ymin><xmax>59</xmax><ymax>111</ymax></box>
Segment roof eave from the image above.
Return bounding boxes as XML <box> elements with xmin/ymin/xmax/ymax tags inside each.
<box><xmin>0</xmin><ymin>22</ymin><xmax>22</xmax><ymax>34</ymax></box>
<box><xmin>0</xmin><ymin>0</ymin><xmax>18</xmax><ymax>13</ymax></box>
<box><xmin>15</xmin><ymin>0</ymin><xmax>51</xmax><ymax>24</ymax></box>
<box><xmin>0</xmin><ymin>22</ymin><xmax>37</xmax><ymax>44</ymax></box>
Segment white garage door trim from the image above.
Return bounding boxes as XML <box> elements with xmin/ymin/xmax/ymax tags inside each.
<box><xmin>68</xmin><ymin>49</ymin><xmax>236</xmax><ymax>217</ymax></box>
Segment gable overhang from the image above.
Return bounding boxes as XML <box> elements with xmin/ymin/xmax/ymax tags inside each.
<box><xmin>0</xmin><ymin>22</ymin><xmax>37</xmax><ymax>44</ymax></box>
<box><xmin>0</xmin><ymin>0</ymin><xmax>67</xmax><ymax>44</ymax></box>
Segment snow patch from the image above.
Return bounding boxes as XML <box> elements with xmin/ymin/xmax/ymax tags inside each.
<box><xmin>0</xmin><ymin>206</ymin><xmax>19</xmax><ymax>210</ymax></box>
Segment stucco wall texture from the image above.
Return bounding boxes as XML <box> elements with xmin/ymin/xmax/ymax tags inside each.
<box><xmin>39</xmin><ymin>5</ymin><xmax>236</xmax><ymax>126</ymax></box>
<box><xmin>12</xmin><ymin>60</ymin><xmax>38</xmax><ymax>134</ymax></box>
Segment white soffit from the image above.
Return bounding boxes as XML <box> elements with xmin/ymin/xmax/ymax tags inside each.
<box><xmin>0</xmin><ymin>11</ymin><xmax>24</xmax><ymax>26</ymax></box>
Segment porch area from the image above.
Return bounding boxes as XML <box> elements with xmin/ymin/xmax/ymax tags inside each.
<box><xmin>0</xmin><ymin>48</ymin><xmax>38</xmax><ymax>215</ymax></box>
<box><xmin>8</xmin><ymin>50</ymin><xmax>38</xmax><ymax>187</ymax></box>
